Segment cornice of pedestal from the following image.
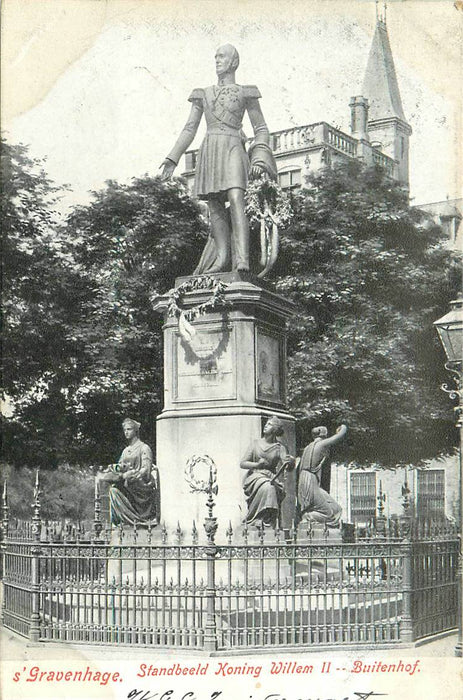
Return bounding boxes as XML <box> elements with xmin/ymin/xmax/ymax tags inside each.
<box><xmin>157</xmin><ymin>405</ymin><xmax>296</xmax><ymax>421</ymax></box>
<box><xmin>152</xmin><ymin>272</ymin><xmax>297</xmax><ymax>321</ymax></box>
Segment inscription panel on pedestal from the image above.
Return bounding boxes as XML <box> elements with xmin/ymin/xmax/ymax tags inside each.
<box><xmin>256</xmin><ymin>328</ymin><xmax>283</xmax><ymax>404</ymax></box>
<box><xmin>174</xmin><ymin>325</ymin><xmax>236</xmax><ymax>402</ymax></box>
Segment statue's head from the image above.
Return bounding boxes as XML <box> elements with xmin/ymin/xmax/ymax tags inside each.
<box><xmin>122</xmin><ymin>417</ymin><xmax>140</xmax><ymax>440</ymax></box>
<box><xmin>263</xmin><ymin>415</ymin><xmax>285</xmax><ymax>438</ymax></box>
<box><xmin>215</xmin><ymin>44</ymin><xmax>240</xmax><ymax>77</ymax></box>
<box><xmin>312</xmin><ymin>426</ymin><xmax>328</xmax><ymax>439</ymax></box>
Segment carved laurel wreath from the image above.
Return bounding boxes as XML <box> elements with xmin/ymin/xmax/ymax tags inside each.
<box><xmin>167</xmin><ymin>276</ymin><xmax>228</xmax><ymax>322</ymax></box>
<box><xmin>244</xmin><ymin>176</ymin><xmax>293</xmax><ymax>228</ymax></box>
<box><xmin>184</xmin><ymin>454</ymin><xmax>218</xmax><ymax>494</ymax></box>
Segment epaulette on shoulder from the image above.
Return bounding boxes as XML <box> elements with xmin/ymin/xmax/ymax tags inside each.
<box><xmin>242</xmin><ymin>85</ymin><xmax>262</xmax><ymax>99</ymax></box>
<box><xmin>188</xmin><ymin>88</ymin><xmax>204</xmax><ymax>101</ymax></box>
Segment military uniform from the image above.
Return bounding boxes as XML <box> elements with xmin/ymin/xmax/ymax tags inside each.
<box><xmin>167</xmin><ymin>84</ymin><xmax>270</xmax><ymax>198</ymax></box>
<box><xmin>165</xmin><ymin>80</ymin><xmax>275</xmax><ymax>272</ymax></box>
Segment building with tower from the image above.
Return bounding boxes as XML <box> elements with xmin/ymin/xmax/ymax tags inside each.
<box><xmin>179</xmin><ymin>13</ymin><xmax>460</xmax><ymax>524</ymax></box>
<box><xmin>182</xmin><ymin>14</ymin><xmax>461</xmax><ymax>248</ymax></box>
<box><xmin>361</xmin><ymin>15</ymin><xmax>412</xmax><ymax>186</ymax></box>
<box><xmin>182</xmin><ymin>15</ymin><xmax>412</xmax><ymax>192</ymax></box>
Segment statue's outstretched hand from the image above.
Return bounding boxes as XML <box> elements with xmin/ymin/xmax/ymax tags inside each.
<box><xmin>160</xmin><ymin>159</ymin><xmax>176</xmax><ymax>182</ymax></box>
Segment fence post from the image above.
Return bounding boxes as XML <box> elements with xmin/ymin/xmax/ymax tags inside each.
<box><xmin>203</xmin><ymin>463</ymin><xmax>218</xmax><ymax>653</ymax></box>
<box><xmin>1</xmin><ymin>480</ymin><xmax>8</xmax><ymax>537</ymax></box>
<box><xmin>29</xmin><ymin>470</ymin><xmax>42</xmax><ymax>643</ymax></box>
<box><xmin>93</xmin><ymin>476</ymin><xmax>103</xmax><ymax>540</ymax></box>
<box><xmin>1</xmin><ymin>481</ymin><xmax>9</xmax><ymax>619</ymax></box>
<box><xmin>399</xmin><ymin>477</ymin><xmax>414</xmax><ymax>644</ymax></box>
<box><xmin>375</xmin><ymin>480</ymin><xmax>387</xmax><ymax>537</ymax></box>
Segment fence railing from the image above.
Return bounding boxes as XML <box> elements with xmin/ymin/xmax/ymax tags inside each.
<box><xmin>1</xmin><ymin>473</ymin><xmax>459</xmax><ymax>651</ymax></box>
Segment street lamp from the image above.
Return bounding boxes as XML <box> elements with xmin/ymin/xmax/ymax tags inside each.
<box><xmin>434</xmin><ymin>295</ymin><xmax>463</xmax><ymax>657</ymax></box>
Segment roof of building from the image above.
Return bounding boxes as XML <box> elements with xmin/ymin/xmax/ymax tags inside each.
<box><xmin>362</xmin><ymin>19</ymin><xmax>407</xmax><ymax>123</ymax></box>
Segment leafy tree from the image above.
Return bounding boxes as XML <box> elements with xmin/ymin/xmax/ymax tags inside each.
<box><xmin>1</xmin><ymin>139</ymin><xmax>90</xmax><ymax>467</ymax></box>
<box><xmin>2</xmin><ymin>138</ymin><xmax>206</xmax><ymax>468</ymax></box>
<box><xmin>1</xmin><ymin>464</ymin><xmax>95</xmax><ymax>522</ymax></box>
<box><xmin>51</xmin><ymin>176</ymin><xmax>207</xmax><ymax>466</ymax></box>
<box><xmin>3</xmin><ymin>139</ymin><xmax>459</xmax><ymax>475</ymax></box>
<box><xmin>273</xmin><ymin>160</ymin><xmax>461</xmax><ymax>466</ymax></box>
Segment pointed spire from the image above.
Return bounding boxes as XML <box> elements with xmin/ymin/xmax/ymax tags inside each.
<box><xmin>362</xmin><ymin>15</ymin><xmax>407</xmax><ymax>123</ymax></box>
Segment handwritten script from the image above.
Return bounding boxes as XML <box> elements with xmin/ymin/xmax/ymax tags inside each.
<box><xmin>127</xmin><ymin>689</ymin><xmax>388</xmax><ymax>700</ymax></box>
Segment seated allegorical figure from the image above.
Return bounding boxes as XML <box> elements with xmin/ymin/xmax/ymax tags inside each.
<box><xmin>240</xmin><ymin>415</ymin><xmax>295</xmax><ymax>528</ymax></box>
<box><xmin>96</xmin><ymin>418</ymin><xmax>159</xmax><ymax>526</ymax></box>
<box><xmin>297</xmin><ymin>424</ymin><xmax>347</xmax><ymax>528</ymax></box>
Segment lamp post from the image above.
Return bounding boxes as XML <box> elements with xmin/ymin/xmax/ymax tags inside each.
<box><xmin>434</xmin><ymin>295</ymin><xmax>463</xmax><ymax>657</ymax></box>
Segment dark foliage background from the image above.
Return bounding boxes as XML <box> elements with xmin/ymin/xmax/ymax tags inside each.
<box><xmin>2</xmin><ymin>140</ymin><xmax>460</xmax><ymax>516</ymax></box>
<box><xmin>272</xmin><ymin>161</ymin><xmax>460</xmax><ymax>465</ymax></box>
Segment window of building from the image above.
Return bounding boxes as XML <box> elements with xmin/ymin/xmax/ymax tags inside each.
<box><xmin>184</xmin><ymin>151</ymin><xmax>197</xmax><ymax>171</ymax></box>
<box><xmin>416</xmin><ymin>469</ymin><xmax>445</xmax><ymax>519</ymax></box>
<box><xmin>278</xmin><ymin>168</ymin><xmax>301</xmax><ymax>190</ymax></box>
<box><xmin>350</xmin><ymin>472</ymin><xmax>376</xmax><ymax>523</ymax></box>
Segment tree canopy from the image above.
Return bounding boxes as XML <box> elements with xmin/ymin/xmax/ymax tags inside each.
<box><xmin>2</xmin><ymin>140</ymin><xmax>206</xmax><ymax>468</ymax></box>
<box><xmin>2</xmin><ymin>140</ymin><xmax>460</xmax><ymax>472</ymax></box>
<box><xmin>275</xmin><ymin>160</ymin><xmax>460</xmax><ymax>465</ymax></box>
<box><xmin>1</xmin><ymin>139</ymin><xmax>89</xmax><ymax>467</ymax></box>
<box><xmin>60</xmin><ymin>176</ymin><xmax>206</xmax><ymax>465</ymax></box>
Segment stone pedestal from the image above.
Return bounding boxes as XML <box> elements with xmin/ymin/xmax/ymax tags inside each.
<box><xmin>153</xmin><ymin>272</ymin><xmax>297</xmax><ymax>535</ymax></box>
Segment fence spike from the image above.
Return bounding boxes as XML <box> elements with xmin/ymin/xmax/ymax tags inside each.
<box><xmin>30</xmin><ymin>470</ymin><xmax>42</xmax><ymax>542</ymax></box>
<box><xmin>118</xmin><ymin>524</ymin><xmax>124</xmax><ymax>544</ymax></box>
<box><xmin>2</xmin><ymin>480</ymin><xmax>9</xmax><ymax>539</ymax></box>
<box><xmin>93</xmin><ymin>476</ymin><xmax>103</xmax><ymax>540</ymax></box>
<box><xmin>292</xmin><ymin>519</ymin><xmax>297</xmax><ymax>543</ymax></box>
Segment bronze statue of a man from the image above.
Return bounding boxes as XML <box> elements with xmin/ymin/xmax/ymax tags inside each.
<box><xmin>160</xmin><ymin>44</ymin><xmax>276</xmax><ymax>274</ymax></box>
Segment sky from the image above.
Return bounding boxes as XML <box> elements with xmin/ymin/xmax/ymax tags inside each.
<box><xmin>2</xmin><ymin>0</ymin><xmax>462</xmax><ymax>210</ymax></box>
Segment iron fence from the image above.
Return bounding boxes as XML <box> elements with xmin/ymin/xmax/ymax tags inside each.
<box><xmin>1</xmin><ymin>473</ymin><xmax>459</xmax><ymax>651</ymax></box>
